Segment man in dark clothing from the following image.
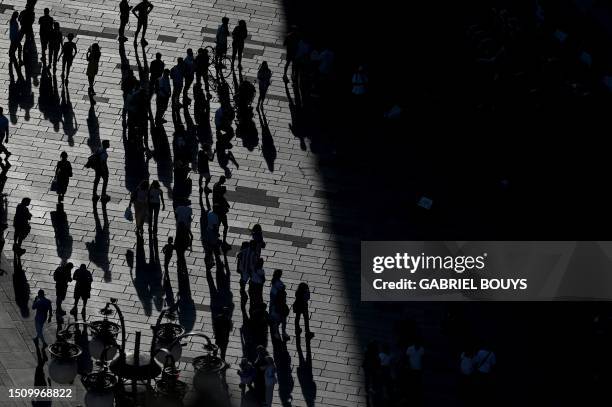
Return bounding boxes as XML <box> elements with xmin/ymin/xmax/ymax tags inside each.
<box><xmin>38</xmin><ymin>8</ymin><xmax>54</xmax><ymax>64</ymax></box>
<box><xmin>71</xmin><ymin>264</ymin><xmax>93</xmax><ymax>319</ymax></box>
<box><xmin>195</xmin><ymin>48</ymin><xmax>211</xmax><ymax>97</ymax></box>
<box><xmin>13</xmin><ymin>197</ymin><xmax>32</xmax><ymax>255</ymax></box>
<box><xmin>132</xmin><ymin>0</ymin><xmax>153</xmax><ymax>45</ymax></box>
<box><xmin>32</xmin><ymin>290</ymin><xmax>52</xmax><ymax>347</ymax></box>
<box><xmin>213</xmin><ymin>176</ymin><xmax>230</xmax><ymax>245</ymax></box>
<box><xmin>150</xmin><ymin>52</ymin><xmax>164</xmax><ymax>94</ymax></box>
<box><xmin>53</xmin><ymin>262</ymin><xmax>73</xmax><ymax>316</ymax></box>
<box><xmin>119</xmin><ymin>0</ymin><xmax>131</xmax><ymax>41</ymax></box>
<box><xmin>283</xmin><ymin>25</ymin><xmax>300</xmax><ymax>82</ymax></box>
<box><xmin>231</xmin><ymin>20</ymin><xmax>248</xmax><ymax>68</ymax></box>
<box><xmin>18</xmin><ymin>4</ymin><xmax>35</xmax><ymax>43</ymax></box>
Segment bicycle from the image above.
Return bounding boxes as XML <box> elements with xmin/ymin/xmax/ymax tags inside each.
<box><xmin>205</xmin><ymin>45</ymin><xmax>232</xmax><ymax>79</ymax></box>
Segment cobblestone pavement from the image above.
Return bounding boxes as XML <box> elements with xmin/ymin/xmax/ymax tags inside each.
<box><xmin>0</xmin><ymin>0</ymin><xmax>374</xmax><ymax>406</ymax></box>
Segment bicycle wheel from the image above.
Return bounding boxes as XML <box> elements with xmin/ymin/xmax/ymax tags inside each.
<box><xmin>221</xmin><ymin>55</ymin><xmax>233</xmax><ymax>79</ymax></box>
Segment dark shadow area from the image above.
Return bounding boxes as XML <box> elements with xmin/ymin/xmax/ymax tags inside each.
<box><xmin>60</xmin><ymin>84</ymin><xmax>77</xmax><ymax>146</ymax></box>
<box><xmin>257</xmin><ymin>108</ymin><xmax>276</xmax><ymax>172</ymax></box>
<box><xmin>272</xmin><ymin>339</ymin><xmax>294</xmax><ymax>406</ymax></box>
<box><xmin>130</xmin><ymin>234</ymin><xmax>163</xmax><ymax>316</ymax></box>
<box><xmin>295</xmin><ymin>337</ymin><xmax>315</xmax><ymax>407</ymax></box>
<box><xmin>281</xmin><ymin>0</ymin><xmax>612</xmax><ymax>405</ymax></box>
<box><xmin>32</xmin><ymin>340</ymin><xmax>51</xmax><ymax>407</ymax></box>
<box><xmin>12</xmin><ymin>255</ymin><xmax>30</xmax><ymax>317</ymax></box>
<box><xmin>87</xmin><ymin>104</ymin><xmax>101</xmax><ymax>152</ymax></box>
<box><xmin>38</xmin><ymin>66</ymin><xmax>62</xmax><ymax>132</ymax></box>
<box><xmin>86</xmin><ymin>202</ymin><xmax>111</xmax><ymax>282</ymax></box>
<box><xmin>50</xmin><ymin>203</ymin><xmax>72</xmax><ymax>263</ymax></box>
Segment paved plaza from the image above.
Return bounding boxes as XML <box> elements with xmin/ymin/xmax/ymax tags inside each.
<box><xmin>0</xmin><ymin>0</ymin><xmax>377</xmax><ymax>405</ymax></box>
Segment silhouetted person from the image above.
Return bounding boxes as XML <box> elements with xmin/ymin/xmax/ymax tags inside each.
<box><xmin>171</xmin><ymin>58</ymin><xmax>184</xmax><ymax>107</ymax></box>
<box><xmin>212</xmin><ymin>176</ymin><xmax>230</xmax><ymax>244</ymax></box>
<box><xmin>38</xmin><ymin>8</ymin><xmax>53</xmax><ymax>64</ymax></box>
<box><xmin>150</xmin><ymin>52</ymin><xmax>164</xmax><ymax>93</ymax></box>
<box><xmin>87</xmin><ymin>139</ymin><xmax>110</xmax><ymax>202</ymax></box>
<box><xmin>148</xmin><ymin>180</ymin><xmax>165</xmax><ymax>234</ymax></box>
<box><xmin>238</xmin><ymin>358</ymin><xmax>256</xmax><ymax>393</ymax></box>
<box><xmin>59</xmin><ymin>33</ymin><xmax>77</xmax><ymax>83</ymax></box>
<box><xmin>9</xmin><ymin>12</ymin><xmax>23</xmax><ymax>77</ymax></box>
<box><xmin>18</xmin><ymin>4</ymin><xmax>35</xmax><ymax>43</ymax></box>
<box><xmin>231</xmin><ymin>20</ymin><xmax>247</xmax><ymax>68</ymax></box>
<box><xmin>86</xmin><ymin>43</ymin><xmax>101</xmax><ymax>97</ymax></box>
<box><xmin>53</xmin><ymin>262</ymin><xmax>73</xmax><ymax>316</ymax></box>
<box><xmin>249</xmin><ymin>258</ymin><xmax>265</xmax><ymax>306</ymax></box>
<box><xmin>270</xmin><ymin>269</ymin><xmax>290</xmax><ymax>342</ymax></box>
<box><xmin>32</xmin><ymin>289</ymin><xmax>52</xmax><ymax>347</ymax></box>
<box><xmin>0</xmin><ymin>107</ymin><xmax>11</xmax><ymax>160</ymax></box>
<box><xmin>71</xmin><ymin>264</ymin><xmax>92</xmax><ymax>319</ymax></box>
<box><xmin>183</xmin><ymin>48</ymin><xmax>195</xmax><ymax>102</ymax></box>
<box><xmin>54</xmin><ymin>151</ymin><xmax>72</xmax><ymax>202</ymax></box>
<box><xmin>253</xmin><ymin>346</ymin><xmax>269</xmax><ymax>403</ymax></box>
<box><xmin>119</xmin><ymin>0</ymin><xmax>132</xmax><ymax>42</ymax></box>
<box><xmin>215</xmin><ymin>17</ymin><xmax>230</xmax><ymax>67</ymax></box>
<box><xmin>293</xmin><ymin>282</ymin><xmax>314</xmax><ymax>340</ymax></box>
<box><xmin>195</xmin><ymin>48</ymin><xmax>211</xmax><ymax>97</ymax></box>
<box><xmin>131</xmin><ymin>179</ymin><xmax>149</xmax><ymax>236</ymax></box>
<box><xmin>257</xmin><ymin>62</ymin><xmax>272</xmax><ymax>110</ymax></box>
<box><xmin>251</xmin><ymin>223</ymin><xmax>266</xmax><ymax>257</ymax></box>
<box><xmin>49</xmin><ymin>22</ymin><xmax>62</xmax><ymax>72</ymax></box>
<box><xmin>13</xmin><ymin>197</ymin><xmax>32</xmax><ymax>256</ymax></box>
<box><xmin>155</xmin><ymin>69</ymin><xmax>171</xmax><ymax>125</ymax></box>
<box><xmin>283</xmin><ymin>25</ymin><xmax>299</xmax><ymax>82</ymax></box>
<box><xmin>162</xmin><ymin>236</ymin><xmax>174</xmax><ymax>279</ymax></box>
<box><xmin>197</xmin><ymin>145</ymin><xmax>212</xmax><ymax>195</ymax></box>
<box><xmin>132</xmin><ymin>0</ymin><xmax>153</xmax><ymax>45</ymax></box>
<box><xmin>214</xmin><ymin>137</ymin><xmax>239</xmax><ymax>177</ymax></box>
<box><xmin>263</xmin><ymin>356</ymin><xmax>277</xmax><ymax>407</ymax></box>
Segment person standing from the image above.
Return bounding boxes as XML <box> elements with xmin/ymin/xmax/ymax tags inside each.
<box><xmin>231</xmin><ymin>20</ymin><xmax>248</xmax><ymax>69</ymax></box>
<box><xmin>263</xmin><ymin>356</ymin><xmax>277</xmax><ymax>407</ymax></box>
<box><xmin>53</xmin><ymin>262</ymin><xmax>73</xmax><ymax>316</ymax></box>
<box><xmin>132</xmin><ymin>0</ymin><xmax>153</xmax><ymax>46</ymax></box>
<box><xmin>156</xmin><ymin>69</ymin><xmax>171</xmax><ymax>125</ymax></box>
<box><xmin>197</xmin><ymin>146</ymin><xmax>212</xmax><ymax>196</ymax></box>
<box><xmin>9</xmin><ymin>12</ymin><xmax>22</xmax><ymax>76</ymax></box>
<box><xmin>270</xmin><ymin>269</ymin><xmax>290</xmax><ymax>341</ymax></box>
<box><xmin>18</xmin><ymin>3</ymin><xmax>35</xmax><ymax>43</ymax></box>
<box><xmin>71</xmin><ymin>264</ymin><xmax>92</xmax><ymax>319</ymax></box>
<box><xmin>257</xmin><ymin>62</ymin><xmax>272</xmax><ymax>110</ymax></box>
<box><xmin>54</xmin><ymin>151</ymin><xmax>72</xmax><ymax>202</ymax></box>
<box><xmin>195</xmin><ymin>48</ymin><xmax>210</xmax><ymax>97</ymax></box>
<box><xmin>118</xmin><ymin>0</ymin><xmax>132</xmax><ymax>42</ymax></box>
<box><xmin>86</xmin><ymin>43</ymin><xmax>102</xmax><ymax>97</ymax></box>
<box><xmin>13</xmin><ymin>197</ymin><xmax>32</xmax><ymax>256</ymax></box>
<box><xmin>49</xmin><ymin>22</ymin><xmax>63</xmax><ymax>72</ymax></box>
<box><xmin>59</xmin><ymin>33</ymin><xmax>77</xmax><ymax>83</ymax></box>
<box><xmin>130</xmin><ymin>180</ymin><xmax>149</xmax><ymax>236</ymax></box>
<box><xmin>150</xmin><ymin>53</ymin><xmax>164</xmax><ymax>95</ymax></box>
<box><xmin>293</xmin><ymin>282</ymin><xmax>314</xmax><ymax>340</ymax></box>
<box><xmin>283</xmin><ymin>25</ymin><xmax>299</xmax><ymax>82</ymax></box>
<box><xmin>251</xmin><ymin>223</ymin><xmax>266</xmax><ymax>257</ymax></box>
<box><xmin>38</xmin><ymin>8</ymin><xmax>54</xmax><ymax>64</ymax></box>
<box><xmin>215</xmin><ymin>17</ymin><xmax>230</xmax><ymax>68</ymax></box>
<box><xmin>148</xmin><ymin>180</ymin><xmax>165</xmax><ymax>234</ymax></box>
<box><xmin>0</xmin><ymin>107</ymin><xmax>11</xmax><ymax>160</ymax></box>
<box><xmin>87</xmin><ymin>140</ymin><xmax>110</xmax><ymax>202</ymax></box>
<box><xmin>249</xmin><ymin>258</ymin><xmax>265</xmax><ymax>306</ymax></box>
<box><xmin>212</xmin><ymin>176</ymin><xmax>230</xmax><ymax>244</ymax></box>
<box><xmin>170</xmin><ymin>58</ymin><xmax>184</xmax><ymax>107</ymax></box>
<box><xmin>32</xmin><ymin>290</ymin><xmax>52</xmax><ymax>347</ymax></box>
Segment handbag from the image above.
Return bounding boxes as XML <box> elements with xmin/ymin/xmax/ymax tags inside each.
<box><xmin>124</xmin><ymin>206</ymin><xmax>133</xmax><ymax>222</ymax></box>
<box><xmin>50</xmin><ymin>178</ymin><xmax>58</xmax><ymax>192</ymax></box>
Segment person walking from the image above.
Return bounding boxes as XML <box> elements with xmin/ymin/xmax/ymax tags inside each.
<box><xmin>9</xmin><ymin>12</ymin><xmax>22</xmax><ymax>76</ymax></box>
<box><xmin>49</xmin><ymin>22</ymin><xmax>63</xmax><ymax>72</ymax></box>
<box><xmin>162</xmin><ymin>237</ymin><xmax>174</xmax><ymax>280</ymax></box>
<box><xmin>257</xmin><ymin>61</ymin><xmax>272</xmax><ymax>110</ymax></box>
<box><xmin>212</xmin><ymin>176</ymin><xmax>230</xmax><ymax>245</ymax></box>
<box><xmin>32</xmin><ymin>290</ymin><xmax>53</xmax><ymax>347</ymax></box>
<box><xmin>53</xmin><ymin>262</ymin><xmax>73</xmax><ymax>316</ymax></box>
<box><xmin>18</xmin><ymin>3</ymin><xmax>35</xmax><ymax>43</ymax></box>
<box><xmin>86</xmin><ymin>43</ymin><xmax>101</xmax><ymax>97</ymax></box>
<box><xmin>118</xmin><ymin>0</ymin><xmax>132</xmax><ymax>42</ymax></box>
<box><xmin>132</xmin><ymin>0</ymin><xmax>153</xmax><ymax>46</ymax></box>
<box><xmin>251</xmin><ymin>223</ymin><xmax>266</xmax><ymax>257</ymax></box>
<box><xmin>270</xmin><ymin>269</ymin><xmax>290</xmax><ymax>341</ymax></box>
<box><xmin>54</xmin><ymin>151</ymin><xmax>72</xmax><ymax>202</ymax></box>
<box><xmin>215</xmin><ymin>17</ymin><xmax>230</xmax><ymax>68</ymax></box>
<box><xmin>59</xmin><ymin>33</ymin><xmax>77</xmax><ymax>83</ymax></box>
<box><xmin>195</xmin><ymin>48</ymin><xmax>211</xmax><ymax>97</ymax></box>
<box><xmin>170</xmin><ymin>58</ymin><xmax>184</xmax><ymax>107</ymax></box>
<box><xmin>197</xmin><ymin>145</ymin><xmax>212</xmax><ymax>196</ymax></box>
<box><xmin>183</xmin><ymin>48</ymin><xmax>195</xmax><ymax>103</ymax></box>
<box><xmin>283</xmin><ymin>25</ymin><xmax>299</xmax><ymax>82</ymax></box>
<box><xmin>249</xmin><ymin>258</ymin><xmax>265</xmax><ymax>306</ymax></box>
<box><xmin>87</xmin><ymin>140</ymin><xmax>110</xmax><ymax>202</ymax></box>
<box><xmin>13</xmin><ymin>197</ymin><xmax>32</xmax><ymax>256</ymax></box>
<box><xmin>148</xmin><ymin>180</ymin><xmax>165</xmax><ymax>234</ymax></box>
<box><xmin>263</xmin><ymin>356</ymin><xmax>277</xmax><ymax>407</ymax></box>
<box><xmin>0</xmin><ymin>107</ymin><xmax>11</xmax><ymax>160</ymax></box>
<box><xmin>71</xmin><ymin>264</ymin><xmax>93</xmax><ymax>319</ymax></box>
<box><xmin>130</xmin><ymin>179</ymin><xmax>149</xmax><ymax>236</ymax></box>
<box><xmin>231</xmin><ymin>20</ymin><xmax>248</xmax><ymax>69</ymax></box>
<box><xmin>38</xmin><ymin>8</ymin><xmax>54</xmax><ymax>64</ymax></box>
<box><xmin>293</xmin><ymin>282</ymin><xmax>314</xmax><ymax>340</ymax></box>
<box><xmin>156</xmin><ymin>69</ymin><xmax>171</xmax><ymax>125</ymax></box>
<box><xmin>150</xmin><ymin>52</ymin><xmax>164</xmax><ymax>95</ymax></box>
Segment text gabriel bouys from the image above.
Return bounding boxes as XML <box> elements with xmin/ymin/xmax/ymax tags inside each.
<box><xmin>373</xmin><ymin>278</ymin><xmax>528</xmax><ymax>290</ymax></box>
